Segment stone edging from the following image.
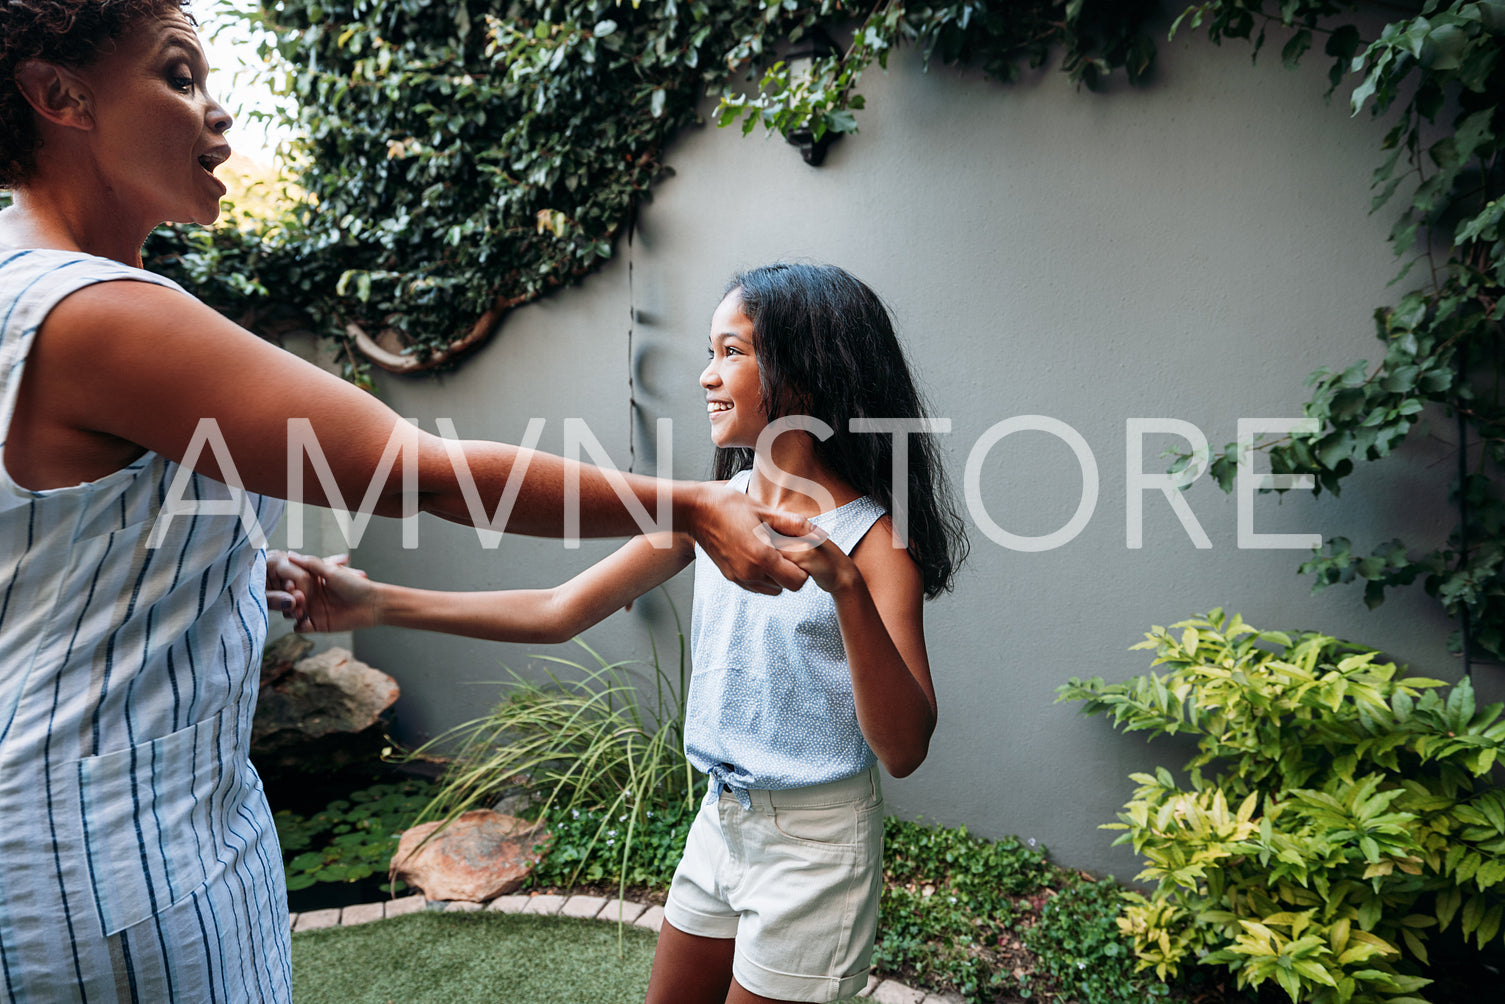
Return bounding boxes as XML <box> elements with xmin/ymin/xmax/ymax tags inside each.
<box><xmin>289</xmin><ymin>893</ymin><xmax>960</xmax><ymax>1003</ymax></box>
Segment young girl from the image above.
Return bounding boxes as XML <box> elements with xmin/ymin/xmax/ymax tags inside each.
<box><xmin>288</xmin><ymin>262</ymin><xmax>967</xmax><ymax>1004</ymax></box>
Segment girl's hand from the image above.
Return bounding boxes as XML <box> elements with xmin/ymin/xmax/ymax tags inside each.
<box><xmin>281</xmin><ymin>552</ymin><xmax>378</xmax><ymax>633</ymax></box>
<box><xmin>782</xmin><ymin>536</ymin><xmax>860</xmax><ymax>595</ymax></box>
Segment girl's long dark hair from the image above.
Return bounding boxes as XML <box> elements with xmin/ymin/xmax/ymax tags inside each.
<box><xmin>712</xmin><ymin>262</ymin><xmax>968</xmax><ymax>598</ymax></box>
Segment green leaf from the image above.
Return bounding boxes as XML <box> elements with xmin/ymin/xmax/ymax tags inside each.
<box><xmin>1477</xmin><ymin>904</ymin><xmax>1503</xmax><ymax>946</ymax></box>
<box><xmin>1350</xmin><ymin>71</ymin><xmax>1379</xmax><ymax>115</ymax></box>
<box><xmin>1437</xmin><ymin>885</ymin><xmax>1463</xmax><ymax>930</ymax></box>
<box><xmin>1282</xmin><ymin>30</ymin><xmax>1312</xmax><ymax>70</ymax></box>
<box><xmin>1400</xmin><ymin>926</ymin><xmax>1429</xmax><ymax>964</ymax></box>
<box><xmin>823</xmin><ymin>109</ymin><xmax>859</xmax><ymax>134</ymax></box>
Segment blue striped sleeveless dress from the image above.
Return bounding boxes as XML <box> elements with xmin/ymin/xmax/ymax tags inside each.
<box><xmin>0</xmin><ymin>248</ymin><xmax>291</xmax><ymax>1003</ymax></box>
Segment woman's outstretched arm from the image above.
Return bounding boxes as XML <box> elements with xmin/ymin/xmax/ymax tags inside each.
<box><xmin>12</xmin><ymin>280</ymin><xmax>807</xmax><ymax>593</ymax></box>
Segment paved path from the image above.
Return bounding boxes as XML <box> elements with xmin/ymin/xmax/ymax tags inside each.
<box><xmin>290</xmin><ymin>892</ymin><xmax>961</xmax><ymax>1003</ymax></box>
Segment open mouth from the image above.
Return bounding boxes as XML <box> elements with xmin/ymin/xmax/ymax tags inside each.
<box><xmin>198</xmin><ymin>148</ymin><xmax>230</xmax><ymax>175</ymax></box>
<box><xmin>707</xmin><ymin>401</ymin><xmax>733</xmax><ymax>414</ymax></box>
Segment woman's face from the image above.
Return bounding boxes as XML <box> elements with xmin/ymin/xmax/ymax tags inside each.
<box><xmin>72</xmin><ymin>9</ymin><xmax>232</xmax><ymax>226</ymax></box>
<box><xmin>700</xmin><ymin>290</ymin><xmax>766</xmax><ymax>450</ymax></box>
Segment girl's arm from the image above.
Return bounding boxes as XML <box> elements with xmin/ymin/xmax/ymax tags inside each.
<box><xmin>284</xmin><ymin>534</ymin><xmax>695</xmax><ymax>644</ymax></box>
<box><xmin>14</xmin><ymin>281</ymin><xmax>807</xmax><ymax>593</ymax></box>
<box><xmin>785</xmin><ymin>522</ymin><xmax>936</xmax><ymax>778</ymax></box>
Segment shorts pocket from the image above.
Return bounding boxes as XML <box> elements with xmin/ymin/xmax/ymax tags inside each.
<box><xmin>69</xmin><ymin>705</ymin><xmax>240</xmax><ymax>936</ymax></box>
<box><xmin>773</xmin><ymin>801</ymin><xmax>866</xmax><ymax>849</ymax></box>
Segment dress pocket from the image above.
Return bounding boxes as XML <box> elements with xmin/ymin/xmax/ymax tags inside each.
<box><xmin>69</xmin><ymin>704</ymin><xmax>239</xmax><ymax>936</ymax></box>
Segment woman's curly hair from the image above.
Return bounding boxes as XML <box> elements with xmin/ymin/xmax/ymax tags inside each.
<box><xmin>1</xmin><ymin>0</ymin><xmax>190</xmax><ymax>187</ymax></box>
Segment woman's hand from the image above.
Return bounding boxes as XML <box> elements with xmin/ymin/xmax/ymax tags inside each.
<box><xmin>685</xmin><ymin>482</ymin><xmax>818</xmax><ymax>595</ymax></box>
<box><xmin>278</xmin><ymin>552</ymin><xmax>377</xmax><ymax>633</ymax></box>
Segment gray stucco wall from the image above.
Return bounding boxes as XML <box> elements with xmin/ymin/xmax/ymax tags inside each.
<box><xmin>340</xmin><ymin>20</ymin><xmax>1502</xmax><ymax>878</ymax></box>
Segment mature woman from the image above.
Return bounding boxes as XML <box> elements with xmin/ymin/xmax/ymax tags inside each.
<box><xmin>0</xmin><ymin>2</ymin><xmax>810</xmax><ymax>1000</ymax></box>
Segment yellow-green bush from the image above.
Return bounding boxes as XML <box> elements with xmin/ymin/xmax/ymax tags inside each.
<box><xmin>1059</xmin><ymin>610</ymin><xmax>1505</xmax><ymax>1004</ymax></box>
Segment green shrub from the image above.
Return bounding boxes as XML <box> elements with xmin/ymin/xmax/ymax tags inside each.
<box><xmin>529</xmin><ymin>799</ymin><xmax>695</xmax><ymax>889</ymax></box>
<box><xmin>884</xmin><ymin>816</ymin><xmax>1055</xmax><ymax>898</ymax></box>
<box><xmin>875</xmin><ymin>818</ymin><xmax>1047</xmax><ymax>1001</ymax></box>
<box><xmin>874</xmin><ymin>818</ymin><xmax>1175</xmax><ymax>1003</ymax></box>
<box><xmin>1059</xmin><ymin>609</ymin><xmax>1505</xmax><ymax>1004</ymax></box>
<box><xmin>1022</xmin><ymin>873</ymin><xmax>1170</xmax><ymax>1004</ymax></box>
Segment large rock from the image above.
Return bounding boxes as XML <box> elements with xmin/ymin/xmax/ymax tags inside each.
<box><xmin>251</xmin><ymin>646</ymin><xmax>399</xmax><ymax>771</ymax></box>
<box><xmin>260</xmin><ymin>633</ymin><xmax>314</xmax><ymax>688</ymax></box>
<box><xmin>392</xmin><ymin>810</ymin><xmax>549</xmax><ymax>902</ymax></box>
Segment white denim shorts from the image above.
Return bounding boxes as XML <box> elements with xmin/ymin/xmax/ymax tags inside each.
<box><xmin>662</xmin><ymin>768</ymin><xmax>884</xmax><ymax>1003</ymax></box>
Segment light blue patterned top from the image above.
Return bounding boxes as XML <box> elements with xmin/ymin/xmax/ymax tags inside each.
<box><xmin>686</xmin><ymin>468</ymin><xmax>887</xmax><ymax>806</ymax></box>
<box><xmin>0</xmin><ymin>248</ymin><xmax>289</xmax><ymax>1003</ymax></box>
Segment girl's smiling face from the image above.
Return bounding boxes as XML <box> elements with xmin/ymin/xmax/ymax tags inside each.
<box><xmin>701</xmin><ymin>289</ymin><xmax>766</xmax><ymax>450</ymax></box>
<box><xmin>72</xmin><ymin>9</ymin><xmax>233</xmax><ymax>227</ymax></box>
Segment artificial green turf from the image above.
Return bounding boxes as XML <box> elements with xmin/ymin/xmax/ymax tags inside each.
<box><xmin>291</xmin><ymin>910</ymin><xmax>658</xmax><ymax>1004</ymax></box>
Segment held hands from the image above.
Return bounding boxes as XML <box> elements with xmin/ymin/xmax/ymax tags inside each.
<box><xmin>266</xmin><ymin>549</ymin><xmax>313</xmax><ymax>622</ymax></box>
<box><xmin>689</xmin><ymin>483</ymin><xmax>818</xmax><ymax>595</ymax></box>
<box><xmin>265</xmin><ymin>550</ymin><xmax>378</xmax><ymax>633</ymax></box>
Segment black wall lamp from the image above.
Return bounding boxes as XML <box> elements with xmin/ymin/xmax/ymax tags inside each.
<box><xmin>782</xmin><ymin>27</ymin><xmax>843</xmax><ymax>167</ymax></box>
